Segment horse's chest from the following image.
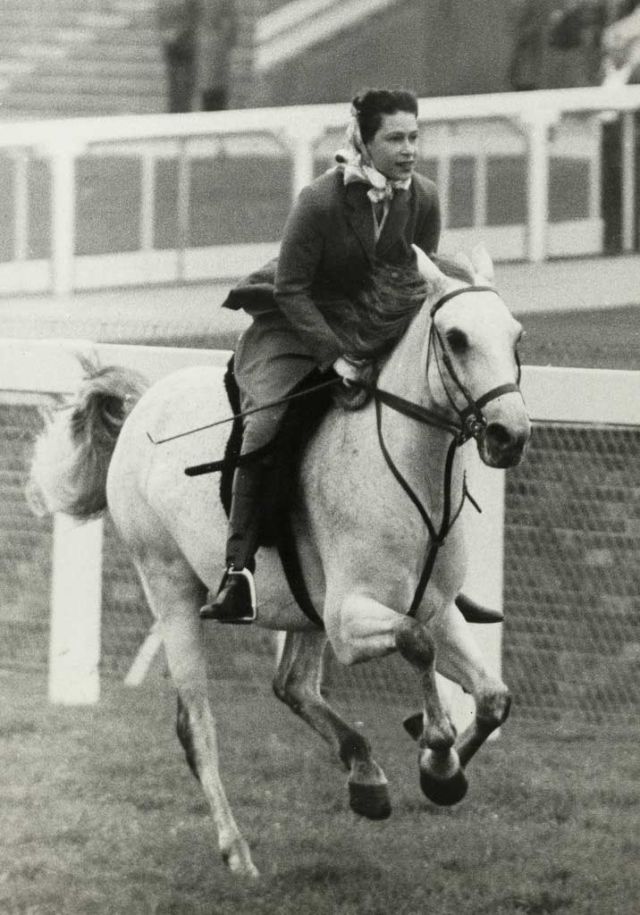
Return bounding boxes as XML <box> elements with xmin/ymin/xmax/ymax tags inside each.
<box><xmin>303</xmin><ymin>429</ymin><xmax>434</xmax><ymax>552</ymax></box>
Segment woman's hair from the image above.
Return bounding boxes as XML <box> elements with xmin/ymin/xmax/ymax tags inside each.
<box><xmin>352</xmin><ymin>88</ymin><xmax>419</xmax><ymax>144</ymax></box>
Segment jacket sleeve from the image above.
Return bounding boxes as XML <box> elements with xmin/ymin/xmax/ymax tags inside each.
<box><xmin>274</xmin><ymin>185</ymin><xmax>346</xmax><ymax>371</ymax></box>
<box><xmin>414</xmin><ymin>180</ymin><xmax>441</xmax><ymax>255</ymax></box>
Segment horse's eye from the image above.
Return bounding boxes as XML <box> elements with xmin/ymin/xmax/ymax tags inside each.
<box><xmin>446</xmin><ymin>328</ymin><xmax>468</xmax><ymax>354</ymax></box>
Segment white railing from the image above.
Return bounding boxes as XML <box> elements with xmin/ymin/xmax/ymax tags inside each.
<box><xmin>2</xmin><ymin>85</ymin><xmax>640</xmax><ymax>296</ymax></box>
<box><xmin>2</xmin><ymin>339</ymin><xmax>639</xmax><ymax>710</ymax></box>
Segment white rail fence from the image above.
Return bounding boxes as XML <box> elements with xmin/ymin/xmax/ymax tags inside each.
<box><xmin>2</xmin><ymin>85</ymin><xmax>640</xmax><ymax>296</ymax></box>
<box><xmin>3</xmin><ymin>340</ymin><xmax>639</xmax><ymax>716</ymax></box>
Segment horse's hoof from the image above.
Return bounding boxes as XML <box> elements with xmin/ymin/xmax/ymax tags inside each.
<box><xmin>222</xmin><ymin>839</ymin><xmax>260</xmax><ymax>878</ymax></box>
<box><xmin>420</xmin><ymin>766</ymin><xmax>468</xmax><ymax>807</ymax></box>
<box><xmin>349</xmin><ymin>781</ymin><xmax>392</xmax><ymax>820</ymax></box>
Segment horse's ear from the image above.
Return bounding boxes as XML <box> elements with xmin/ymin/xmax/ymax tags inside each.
<box><xmin>470</xmin><ymin>244</ymin><xmax>495</xmax><ymax>284</ymax></box>
<box><xmin>412</xmin><ymin>244</ymin><xmax>445</xmax><ymax>284</ymax></box>
<box><xmin>451</xmin><ymin>252</ymin><xmax>474</xmax><ymax>276</ymax></box>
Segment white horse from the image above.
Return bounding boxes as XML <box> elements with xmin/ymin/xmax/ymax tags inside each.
<box><xmin>28</xmin><ymin>247</ymin><xmax>531</xmax><ymax>878</ymax></box>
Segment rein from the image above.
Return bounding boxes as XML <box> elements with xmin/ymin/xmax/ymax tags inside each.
<box><xmin>373</xmin><ymin>397</ymin><xmax>473</xmax><ymax>617</ymax></box>
<box><xmin>368</xmin><ymin>283</ymin><xmax>521</xmax><ymax>618</ymax></box>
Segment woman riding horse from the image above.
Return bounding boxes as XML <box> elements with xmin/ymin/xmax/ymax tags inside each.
<box><xmin>203</xmin><ymin>87</ymin><xmax>442</xmax><ymax>623</ymax></box>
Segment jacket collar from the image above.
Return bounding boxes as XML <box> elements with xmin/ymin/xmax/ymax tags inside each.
<box><xmin>343</xmin><ymin>179</ymin><xmax>412</xmax><ymax>259</ymax></box>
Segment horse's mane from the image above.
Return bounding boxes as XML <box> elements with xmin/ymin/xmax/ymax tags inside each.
<box><xmin>328</xmin><ymin>253</ymin><xmax>474</xmax><ymax>409</ymax></box>
<box><xmin>336</xmin><ymin>253</ymin><xmax>473</xmax><ymax>366</ymax></box>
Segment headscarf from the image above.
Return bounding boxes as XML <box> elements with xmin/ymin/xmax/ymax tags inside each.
<box><xmin>335</xmin><ymin>108</ymin><xmax>411</xmax><ymax>204</ymax></box>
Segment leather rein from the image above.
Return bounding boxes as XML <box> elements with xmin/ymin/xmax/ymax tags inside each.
<box><xmin>370</xmin><ymin>284</ymin><xmax>522</xmax><ymax>618</ymax></box>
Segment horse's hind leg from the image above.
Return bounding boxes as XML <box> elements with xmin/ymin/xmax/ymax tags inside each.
<box><xmin>273</xmin><ymin>631</ymin><xmax>391</xmax><ymax>820</ymax></box>
<box><xmin>135</xmin><ymin>560</ymin><xmax>259</xmax><ymax>878</ymax></box>
<box><xmin>434</xmin><ymin>602</ymin><xmax>511</xmax><ymax>767</ymax></box>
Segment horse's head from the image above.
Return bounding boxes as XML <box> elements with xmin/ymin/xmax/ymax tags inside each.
<box><xmin>414</xmin><ymin>245</ymin><xmax>531</xmax><ymax>468</ymax></box>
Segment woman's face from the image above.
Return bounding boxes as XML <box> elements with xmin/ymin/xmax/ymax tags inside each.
<box><xmin>365</xmin><ymin>111</ymin><xmax>419</xmax><ymax>181</ymax></box>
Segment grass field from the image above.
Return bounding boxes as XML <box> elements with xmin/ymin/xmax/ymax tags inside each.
<box><xmin>1</xmin><ymin>669</ymin><xmax>638</xmax><ymax>915</ymax></box>
<box><xmin>2</xmin><ymin>305</ymin><xmax>638</xmax><ymax>914</ymax></box>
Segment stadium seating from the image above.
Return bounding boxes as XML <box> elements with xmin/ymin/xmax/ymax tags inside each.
<box><xmin>0</xmin><ymin>0</ymin><xmax>165</xmax><ymax>119</ymax></box>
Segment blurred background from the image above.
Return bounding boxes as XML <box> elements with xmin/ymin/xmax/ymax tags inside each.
<box><xmin>0</xmin><ymin>0</ymin><xmax>630</xmax><ymax>119</ymax></box>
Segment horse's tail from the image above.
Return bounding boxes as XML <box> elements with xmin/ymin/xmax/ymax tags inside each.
<box><xmin>27</xmin><ymin>356</ymin><xmax>148</xmax><ymax>519</ymax></box>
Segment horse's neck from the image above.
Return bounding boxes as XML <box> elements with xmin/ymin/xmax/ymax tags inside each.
<box><xmin>377</xmin><ymin>301</ymin><xmax>455</xmax><ymax>454</ymax></box>
<box><xmin>377</xmin><ymin>302</ymin><xmax>432</xmax><ymax>408</ymax></box>
<box><xmin>377</xmin><ymin>305</ymin><xmax>463</xmax><ymax>502</ymax></box>
<box><xmin>310</xmin><ymin>302</ymin><xmax>464</xmax><ymax>520</ymax></box>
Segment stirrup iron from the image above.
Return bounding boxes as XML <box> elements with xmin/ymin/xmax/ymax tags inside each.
<box><xmin>200</xmin><ymin>567</ymin><xmax>257</xmax><ymax>624</ymax></box>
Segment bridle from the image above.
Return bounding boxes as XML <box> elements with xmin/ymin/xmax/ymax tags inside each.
<box><xmin>373</xmin><ymin>285</ymin><xmax>522</xmax><ymax>447</ymax></box>
<box><xmin>429</xmin><ymin>285</ymin><xmax>522</xmax><ymax>440</ymax></box>
<box><xmin>371</xmin><ymin>283</ymin><xmax>524</xmax><ymax>619</ymax></box>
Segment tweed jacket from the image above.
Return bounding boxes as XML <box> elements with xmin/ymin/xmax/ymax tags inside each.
<box><xmin>224</xmin><ymin>166</ymin><xmax>441</xmax><ymax>371</ymax></box>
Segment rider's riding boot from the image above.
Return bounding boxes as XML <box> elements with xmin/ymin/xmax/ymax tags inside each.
<box><xmin>200</xmin><ymin>460</ymin><xmax>265</xmax><ymax>623</ymax></box>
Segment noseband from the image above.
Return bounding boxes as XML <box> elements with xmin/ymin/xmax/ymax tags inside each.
<box><xmin>428</xmin><ymin>285</ymin><xmax>522</xmax><ymax>443</ymax></box>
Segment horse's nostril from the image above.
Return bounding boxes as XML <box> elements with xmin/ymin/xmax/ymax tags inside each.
<box><xmin>486</xmin><ymin>423</ymin><xmax>513</xmax><ymax>450</ymax></box>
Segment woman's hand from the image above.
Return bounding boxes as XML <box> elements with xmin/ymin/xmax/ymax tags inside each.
<box><xmin>333</xmin><ymin>356</ymin><xmax>362</xmax><ymax>385</ymax></box>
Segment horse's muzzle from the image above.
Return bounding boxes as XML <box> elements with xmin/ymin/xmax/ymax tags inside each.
<box><xmin>481</xmin><ymin>421</ymin><xmax>530</xmax><ymax>468</ymax></box>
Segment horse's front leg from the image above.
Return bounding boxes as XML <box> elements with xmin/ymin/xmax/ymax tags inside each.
<box><xmin>326</xmin><ymin>590</ymin><xmax>467</xmax><ymax>808</ymax></box>
<box><xmin>273</xmin><ymin>630</ymin><xmax>391</xmax><ymax>819</ymax></box>
<box><xmin>433</xmin><ymin>602</ymin><xmax>511</xmax><ymax>767</ymax></box>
